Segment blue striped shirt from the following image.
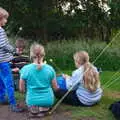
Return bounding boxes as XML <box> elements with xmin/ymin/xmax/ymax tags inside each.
<box><xmin>66</xmin><ymin>65</ymin><xmax>103</xmax><ymax>105</ymax></box>
<box><xmin>0</xmin><ymin>27</ymin><xmax>14</xmax><ymax>62</ymax></box>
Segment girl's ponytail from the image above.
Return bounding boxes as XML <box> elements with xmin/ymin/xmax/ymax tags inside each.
<box><xmin>83</xmin><ymin>62</ymin><xmax>100</xmax><ymax>92</ymax></box>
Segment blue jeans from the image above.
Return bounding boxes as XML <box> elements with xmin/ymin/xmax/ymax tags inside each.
<box><xmin>0</xmin><ymin>62</ymin><xmax>16</xmax><ymax>105</ymax></box>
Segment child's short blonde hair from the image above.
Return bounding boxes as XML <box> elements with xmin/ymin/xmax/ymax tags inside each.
<box><xmin>0</xmin><ymin>7</ymin><xmax>9</xmax><ymax>20</ymax></box>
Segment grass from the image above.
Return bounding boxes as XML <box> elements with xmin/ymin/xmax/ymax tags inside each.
<box><xmin>15</xmin><ymin>71</ymin><xmax>120</xmax><ymax>120</ymax></box>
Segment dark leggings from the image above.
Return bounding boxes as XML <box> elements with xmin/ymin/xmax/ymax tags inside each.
<box><xmin>54</xmin><ymin>89</ymin><xmax>86</xmax><ymax>106</ymax></box>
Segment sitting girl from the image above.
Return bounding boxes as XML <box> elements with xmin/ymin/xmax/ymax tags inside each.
<box><xmin>55</xmin><ymin>51</ymin><xmax>103</xmax><ymax>106</ymax></box>
<box><xmin>19</xmin><ymin>43</ymin><xmax>58</xmax><ymax>116</ymax></box>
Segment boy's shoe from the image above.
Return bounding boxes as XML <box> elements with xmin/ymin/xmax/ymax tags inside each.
<box><xmin>10</xmin><ymin>104</ymin><xmax>24</xmax><ymax>112</ymax></box>
<box><xmin>0</xmin><ymin>98</ymin><xmax>8</xmax><ymax>105</ymax></box>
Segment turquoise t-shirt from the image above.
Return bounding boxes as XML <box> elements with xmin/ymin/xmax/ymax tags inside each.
<box><xmin>20</xmin><ymin>63</ymin><xmax>56</xmax><ymax>107</ymax></box>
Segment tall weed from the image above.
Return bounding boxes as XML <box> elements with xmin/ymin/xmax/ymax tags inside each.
<box><xmin>9</xmin><ymin>37</ymin><xmax>120</xmax><ymax>71</ymax></box>
<box><xmin>45</xmin><ymin>40</ymin><xmax>120</xmax><ymax>71</ymax></box>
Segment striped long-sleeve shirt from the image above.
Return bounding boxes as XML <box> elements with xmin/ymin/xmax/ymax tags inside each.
<box><xmin>0</xmin><ymin>27</ymin><xmax>15</xmax><ymax>63</ymax></box>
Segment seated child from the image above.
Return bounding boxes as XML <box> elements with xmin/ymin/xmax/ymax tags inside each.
<box><xmin>19</xmin><ymin>43</ymin><xmax>58</xmax><ymax>116</ymax></box>
<box><xmin>10</xmin><ymin>39</ymin><xmax>29</xmax><ymax>90</ymax></box>
<box><xmin>10</xmin><ymin>39</ymin><xmax>29</xmax><ymax>72</ymax></box>
<box><xmin>55</xmin><ymin>51</ymin><xmax>103</xmax><ymax>106</ymax></box>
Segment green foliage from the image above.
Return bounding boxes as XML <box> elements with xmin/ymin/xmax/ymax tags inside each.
<box><xmin>45</xmin><ymin>40</ymin><xmax>120</xmax><ymax>71</ymax></box>
<box><xmin>110</xmin><ymin>0</ymin><xmax>120</xmax><ymax>29</ymax></box>
<box><xmin>0</xmin><ymin>0</ymin><xmax>119</xmax><ymax>41</ymax></box>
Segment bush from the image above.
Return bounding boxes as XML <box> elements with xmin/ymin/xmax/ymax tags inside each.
<box><xmin>10</xmin><ymin>37</ymin><xmax>120</xmax><ymax>71</ymax></box>
<box><xmin>45</xmin><ymin>40</ymin><xmax>120</xmax><ymax>71</ymax></box>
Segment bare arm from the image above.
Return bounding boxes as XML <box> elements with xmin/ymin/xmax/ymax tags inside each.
<box><xmin>52</xmin><ymin>79</ymin><xmax>59</xmax><ymax>91</ymax></box>
<box><xmin>19</xmin><ymin>79</ymin><xmax>25</xmax><ymax>93</ymax></box>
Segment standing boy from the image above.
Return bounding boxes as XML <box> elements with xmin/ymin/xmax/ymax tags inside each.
<box><xmin>0</xmin><ymin>7</ymin><xmax>23</xmax><ymax>112</ymax></box>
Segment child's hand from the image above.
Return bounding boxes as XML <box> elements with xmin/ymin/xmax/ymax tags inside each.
<box><xmin>62</xmin><ymin>74</ymin><xmax>70</xmax><ymax>80</ymax></box>
<box><xmin>12</xmin><ymin>67</ymin><xmax>19</xmax><ymax>73</ymax></box>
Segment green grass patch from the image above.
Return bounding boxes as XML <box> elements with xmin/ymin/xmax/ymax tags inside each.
<box><xmin>101</xmin><ymin>71</ymin><xmax>120</xmax><ymax>91</ymax></box>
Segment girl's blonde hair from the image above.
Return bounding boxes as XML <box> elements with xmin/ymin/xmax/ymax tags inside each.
<box><xmin>0</xmin><ymin>7</ymin><xmax>9</xmax><ymax>19</ymax></box>
<box><xmin>74</xmin><ymin>51</ymin><xmax>100</xmax><ymax>92</ymax></box>
<box><xmin>30</xmin><ymin>43</ymin><xmax>45</xmax><ymax>69</ymax></box>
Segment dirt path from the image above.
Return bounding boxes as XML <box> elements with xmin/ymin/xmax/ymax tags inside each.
<box><xmin>0</xmin><ymin>105</ymin><xmax>72</xmax><ymax>120</ymax></box>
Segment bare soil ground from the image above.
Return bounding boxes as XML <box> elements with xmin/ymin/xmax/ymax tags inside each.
<box><xmin>0</xmin><ymin>104</ymin><xmax>72</xmax><ymax>120</ymax></box>
<box><xmin>0</xmin><ymin>103</ymin><xmax>97</xmax><ymax>120</ymax></box>
<box><xmin>0</xmin><ymin>105</ymin><xmax>96</xmax><ymax>120</ymax></box>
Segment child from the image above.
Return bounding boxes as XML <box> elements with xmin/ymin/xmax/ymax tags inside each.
<box><xmin>19</xmin><ymin>43</ymin><xmax>58</xmax><ymax>116</ymax></box>
<box><xmin>55</xmin><ymin>51</ymin><xmax>103</xmax><ymax>106</ymax></box>
<box><xmin>15</xmin><ymin>38</ymin><xmax>26</xmax><ymax>55</ymax></box>
<box><xmin>11</xmin><ymin>38</ymin><xmax>29</xmax><ymax>71</ymax></box>
<box><xmin>11</xmin><ymin>39</ymin><xmax>29</xmax><ymax>90</ymax></box>
<box><xmin>0</xmin><ymin>7</ymin><xmax>23</xmax><ymax>112</ymax></box>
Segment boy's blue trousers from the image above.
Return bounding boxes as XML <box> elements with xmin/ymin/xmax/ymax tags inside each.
<box><xmin>0</xmin><ymin>62</ymin><xmax>16</xmax><ymax>105</ymax></box>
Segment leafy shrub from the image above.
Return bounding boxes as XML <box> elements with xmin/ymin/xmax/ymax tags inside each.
<box><xmin>10</xmin><ymin>37</ymin><xmax>120</xmax><ymax>71</ymax></box>
<box><xmin>45</xmin><ymin>40</ymin><xmax>120</xmax><ymax>71</ymax></box>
